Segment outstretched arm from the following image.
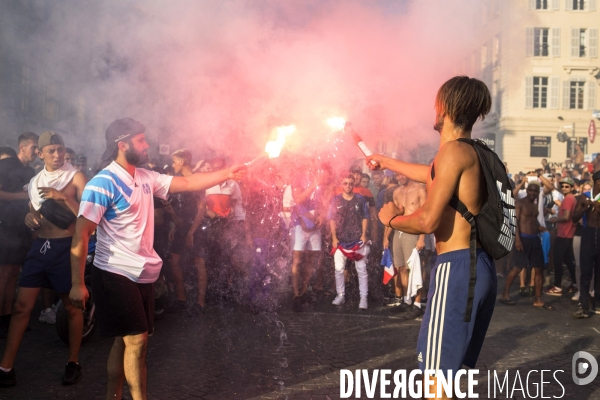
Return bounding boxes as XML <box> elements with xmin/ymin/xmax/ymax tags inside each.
<box><xmin>169</xmin><ymin>165</ymin><xmax>246</xmax><ymax>193</ymax></box>
<box><xmin>365</xmin><ymin>154</ymin><xmax>430</xmax><ymax>184</ymax></box>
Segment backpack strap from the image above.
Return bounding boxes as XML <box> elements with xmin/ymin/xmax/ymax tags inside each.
<box><xmin>449</xmin><ymin>195</ymin><xmax>477</xmax><ymax>323</ymax></box>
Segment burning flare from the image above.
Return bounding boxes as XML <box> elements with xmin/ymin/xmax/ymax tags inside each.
<box><xmin>246</xmin><ymin>125</ymin><xmax>296</xmax><ymax>166</ymax></box>
<box><xmin>326</xmin><ymin>117</ymin><xmax>346</xmax><ymax>132</ymax></box>
<box><xmin>265</xmin><ymin>125</ymin><xmax>296</xmax><ymax>158</ymax></box>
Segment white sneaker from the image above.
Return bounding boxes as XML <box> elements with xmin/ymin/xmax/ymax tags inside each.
<box><xmin>359</xmin><ymin>296</ymin><xmax>368</xmax><ymax>310</ymax></box>
<box><xmin>332</xmin><ymin>295</ymin><xmax>345</xmax><ymax>306</ymax></box>
<box><xmin>39</xmin><ymin>307</ymin><xmax>56</xmax><ymax>324</ymax></box>
<box><xmin>572</xmin><ymin>291</ymin><xmax>580</xmax><ymax>301</ymax></box>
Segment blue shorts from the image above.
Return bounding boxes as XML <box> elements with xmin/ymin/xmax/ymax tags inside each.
<box><xmin>19</xmin><ymin>237</ymin><xmax>73</xmax><ymax>293</ymax></box>
<box><xmin>416</xmin><ymin>249</ymin><xmax>496</xmax><ymax>374</ymax></box>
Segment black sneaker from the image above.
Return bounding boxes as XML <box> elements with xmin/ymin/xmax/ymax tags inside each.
<box><xmin>292</xmin><ymin>296</ymin><xmax>303</xmax><ymax>312</ymax></box>
<box><xmin>0</xmin><ymin>368</ymin><xmax>15</xmax><ymax>387</ymax></box>
<box><xmin>403</xmin><ymin>305</ymin><xmax>424</xmax><ymax>320</ymax></box>
<box><xmin>62</xmin><ymin>362</ymin><xmax>81</xmax><ymax>385</ymax></box>
<box><xmin>572</xmin><ymin>309</ymin><xmax>593</xmax><ymax>319</ymax></box>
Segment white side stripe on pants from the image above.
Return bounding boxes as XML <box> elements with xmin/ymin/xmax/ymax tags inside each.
<box><xmin>425</xmin><ymin>262</ymin><xmax>451</xmax><ymax>371</ymax></box>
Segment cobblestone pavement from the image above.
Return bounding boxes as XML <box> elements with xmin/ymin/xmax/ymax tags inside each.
<box><xmin>1</xmin><ymin>277</ymin><xmax>599</xmax><ymax>400</ymax></box>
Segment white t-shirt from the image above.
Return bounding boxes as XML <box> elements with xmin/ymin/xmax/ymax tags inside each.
<box><xmin>78</xmin><ymin>161</ymin><xmax>173</xmax><ymax>283</ymax></box>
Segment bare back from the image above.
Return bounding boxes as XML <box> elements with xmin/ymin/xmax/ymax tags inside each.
<box><xmin>426</xmin><ymin>140</ymin><xmax>483</xmax><ymax>254</ymax></box>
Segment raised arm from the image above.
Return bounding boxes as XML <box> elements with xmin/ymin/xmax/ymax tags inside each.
<box><xmin>169</xmin><ymin>165</ymin><xmax>246</xmax><ymax>193</ymax></box>
<box><xmin>538</xmin><ymin>174</ymin><xmax>555</xmax><ymax>196</ymax></box>
<box><xmin>365</xmin><ymin>154</ymin><xmax>430</xmax><ymax>184</ymax></box>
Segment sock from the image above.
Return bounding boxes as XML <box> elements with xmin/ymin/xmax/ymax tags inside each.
<box><xmin>414</xmin><ymin>302</ymin><xmax>422</xmax><ymax>309</ymax></box>
<box><xmin>0</xmin><ymin>367</ymin><xmax>11</xmax><ymax>373</ymax></box>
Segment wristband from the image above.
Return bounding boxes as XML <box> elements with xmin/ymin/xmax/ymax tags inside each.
<box><xmin>388</xmin><ymin>214</ymin><xmax>401</xmax><ymax>229</ymax></box>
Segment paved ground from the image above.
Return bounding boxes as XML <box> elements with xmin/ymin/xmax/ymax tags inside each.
<box><xmin>1</xmin><ymin>277</ymin><xmax>599</xmax><ymax>400</ymax></box>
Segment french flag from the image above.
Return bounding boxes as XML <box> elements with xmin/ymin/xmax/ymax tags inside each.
<box><xmin>329</xmin><ymin>240</ymin><xmax>369</xmax><ymax>261</ymax></box>
<box><xmin>381</xmin><ymin>248</ymin><xmax>395</xmax><ymax>285</ymax></box>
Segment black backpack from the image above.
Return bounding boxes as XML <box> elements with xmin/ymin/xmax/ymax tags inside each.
<box><xmin>445</xmin><ymin>138</ymin><xmax>516</xmax><ymax>322</ymax></box>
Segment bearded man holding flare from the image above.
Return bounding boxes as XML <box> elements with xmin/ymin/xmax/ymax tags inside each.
<box><xmin>366</xmin><ymin>76</ymin><xmax>495</xmax><ymax>399</ymax></box>
<box><xmin>69</xmin><ymin>118</ymin><xmax>246</xmax><ymax>400</ymax></box>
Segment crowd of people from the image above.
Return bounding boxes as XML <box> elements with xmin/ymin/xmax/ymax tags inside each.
<box><xmin>0</xmin><ymin>102</ymin><xmax>598</xmax><ymax>398</ymax></box>
<box><xmin>498</xmin><ymin>158</ymin><xmax>600</xmax><ymax>319</ymax></box>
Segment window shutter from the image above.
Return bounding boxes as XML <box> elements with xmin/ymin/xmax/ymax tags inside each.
<box><xmin>526</xmin><ymin>77</ymin><xmax>534</xmax><ymax>108</ymax></box>
<box><xmin>565</xmin><ymin>0</ymin><xmax>573</xmax><ymax>10</ymax></box>
<box><xmin>552</xmin><ymin>0</ymin><xmax>560</xmax><ymax>9</ymax></box>
<box><xmin>552</xmin><ymin>28</ymin><xmax>561</xmax><ymax>56</ymax></box>
<box><xmin>529</xmin><ymin>0</ymin><xmax>536</xmax><ymax>8</ymax></box>
<box><xmin>588</xmin><ymin>80</ymin><xmax>597</xmax><ymax>110</ymax></box>
<box><xmin>563</xmin><ymin>80</ymin><xmax>571</xmax><ymax>108</ymax></box>
<box><xmin>571</xmin><ymin>28</ymin><xmax>580</xmax><ymax>57</ymax></box>
<box><xmin>590</xmin><ymin>28</ymin><xmax>598</xmax><ymax>57</ymax></box>
<box><xmin>590</xmin><ymin>0</ymin><xmax>597</xmax><ymax>10</ymax></box>
<box><xmin>526</xmin><ymin>28</ymin><xmax>534</xmax><ymax>57</ymax></box>
<box><xmin>550</xmin><ymin>77</ymin><xmax>560</xmax><ymax>108</ymax></box>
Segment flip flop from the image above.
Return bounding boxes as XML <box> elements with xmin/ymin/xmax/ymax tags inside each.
<box><xmin>499</xmin><ymin>298</ymin><xmax>516</xmax><ymax>306</ymax></box>
<box><xmin>534</xmin><ymin>303</ymin><xmax>555</xmax><ymax>311</ymax></box>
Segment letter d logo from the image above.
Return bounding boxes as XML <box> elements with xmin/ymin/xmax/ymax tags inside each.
<box><xmin>572</xmin><ymin>351</ymin><xmax>598</xmax><ymax>385</ymax></box>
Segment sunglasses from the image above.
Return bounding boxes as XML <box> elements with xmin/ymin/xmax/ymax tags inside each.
<box><xmin>342</xmin><ymin>182</ymin><xmax>354</xmax><ymax>186</ymax></box>
<box><xmin>560</xmin><ymin>184</ymin><xmax>572</xmax><ymax>188</ymax></box>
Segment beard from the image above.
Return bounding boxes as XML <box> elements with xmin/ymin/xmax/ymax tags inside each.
<box><xmin>433</xmin><ymin>114</ymin><xmax>444</xmax><ymax>133</ymax></box>
<box><xmin>125</xmin><ymin>146</ymin><xmax>148</xmax><ymax>166</ymax></box>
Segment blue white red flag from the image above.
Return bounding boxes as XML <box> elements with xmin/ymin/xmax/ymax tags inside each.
<box><xmin>381</xmin><ymin>248</ymin><xmax>395</xmax><ymax>284</ymax></box>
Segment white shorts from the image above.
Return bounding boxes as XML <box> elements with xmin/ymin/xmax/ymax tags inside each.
<box><xmin>292</xmin><ymin>225</ymin><xmax>322</xmax><ymax>251</ymax></box>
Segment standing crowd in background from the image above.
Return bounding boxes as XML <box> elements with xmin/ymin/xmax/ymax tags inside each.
<box><xmin>0</xmin><ymin>127</ymin><xmax>598</xmax><ymax>393</ymax></box>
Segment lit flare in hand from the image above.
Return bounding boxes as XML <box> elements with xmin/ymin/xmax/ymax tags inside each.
<box><xmin>265</xmin><ymin>125</ymin><xmax>296</xmax><ymax>158</ymax></box>
<box><xmin>246</xmin><ymin>125</ymin><xmax>296</xmax><ymax>166</ymax></box>
<box><xmin>326</xmin><ymin>117</ymin><xmax>346</xmax><ymax>132</ymax></box>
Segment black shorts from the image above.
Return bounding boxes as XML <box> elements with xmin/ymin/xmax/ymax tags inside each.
<box><xmin>19</xmin><ymin>237</ymin><xmax>72</xmax><ymax>293</ymax></box>
<box><xmin>92</xmin><ymin>266</ymin><xmax>154</xmax><ymax>337</ymax></box>
<box><xmin>513</xmin><ymin>234</ymin><xmax>545</xmax><ymax>269</ymax></box>
<box><xmin>0</xmin><ymin>224</ymin><xmax>32</xmax><ymax>265</ymax></box>
<box><xmin>170</xmin><ymin>223</ymin><xmax>207</xmax><ymax>259</ymax></box>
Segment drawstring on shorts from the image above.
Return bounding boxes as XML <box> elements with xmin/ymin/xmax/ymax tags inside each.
<box><xmin>40</xmin><ymin>239</ymin><xmax>51</xmax><ymax>255</ymax></box>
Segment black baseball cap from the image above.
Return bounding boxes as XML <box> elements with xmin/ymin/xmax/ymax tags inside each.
<box><xmin>101</xmin><ymin>118</ymin><xmax>145</xmax><ymax>161</ymax></box>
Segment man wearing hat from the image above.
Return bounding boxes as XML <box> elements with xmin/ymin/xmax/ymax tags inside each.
<box><xmin>69</xmin><ymin>118</ymin><xmax>246</xmax><ymax>400</ymax></box>
<box><xmin>545</xmin><ymin>177</ymin><xmax>577</xmax><ymax>296</ymax></box>
<box><xmin>0</xmin><ymin>131</ymin><xmax>87</xmax><ymax>387</ymax></box>
<box><xmin>571</xmin><ymin>170</ymin><xmax>600</xmax><ymax>318</ymax></box>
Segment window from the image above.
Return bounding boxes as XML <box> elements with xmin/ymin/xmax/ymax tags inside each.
<box><xmin>537</xmin><ymin>0</ymin><xmax>548</xmax><ymax>9</ymax></box>
<box><xmin>579</xmin><ymin>29</ymin><xmax>587</xmax><ymax>56</ymax></box>
<box><xmin>534</xmin><ymin>28</ymin><xmax>549</xmax><ymax>56</ymax></box>
<box><xmin>493</xmin><ymin>36</ymin><xmax>500</xmax><ymax>67</ymax></box>
<box><xmin>481</xmin><ymin>44</ymin><xmax>488</xmax><ymax>69</ymax></box>
<box><xmin>570</xmin><ymin>81</ymin><xmax>585</xmax><ymax>109</ymax></box>
<box><xmin>566</xmin><ymin>0</ymin><xmax>596</xmax><ymax>10</ymax></box>
<box><xmin>533</xmin><ymin>77</ymin><xmax>549</xmax><ymax>108</ymax></box>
